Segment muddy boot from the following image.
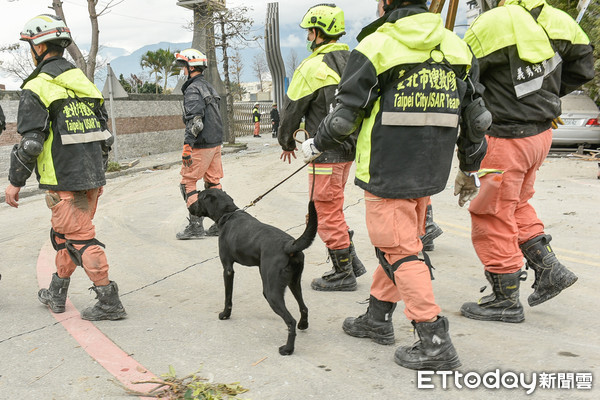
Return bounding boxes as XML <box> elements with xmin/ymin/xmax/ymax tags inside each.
<box><xmin>205</xmin><ymin>221</ymin><xmax>220</xmax><ymax>237</ymax></box>
<box><xmin>81</xmin><ymin>281</ymin><xmax>127</xmax><ymax>321</ymax></box>
<box><xmin>342</xmin><ymin>295</ymin><xmax>396</xmax><ymax>345</ymax></box>
<box><xmin>394</xmin><ymin>316</ymin><xmax>461</xmax><ymax>370</ymax></box>
<box><xmin>460</xmin><ymin>270</ymin><xmax>527</xmax><ymax>323</ymax></box>
<box><xmin>38</xmin><ymin>273</ymin><xmax>70</xmax><ymax>313</ymax></box>
<box><xmin>311</xmin><ymin>248</ymin><xmax>357</xmax><ymax>291</ymax></box>
<box><xmin>520</xmin><ymin>234</ymin><xmax>578</xmax><ymax>307</ymax></box>
<box><xmin>348</xmin><ymin>230</ymin><xmax>366</xmax><ymax>277</ymax></box>
<box><xmin>420</xmin><ymin>204</ymin><xmax>443</xmax><ymax>252</ymax></box>
<box><xmin>176</xmin><ymin>214</ymin><xmax>205</xmax><ymax>240</ymax></box>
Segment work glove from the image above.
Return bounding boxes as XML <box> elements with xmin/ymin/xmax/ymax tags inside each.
<box><xmin>191</xmin><ymin>116</ymin><xmax>204</xmax><ymax>137</ymax></box>
<box><xmin>454</xmin><ymin>170</ymin><xmax>480</xmax><ymax>207</ymax></box>
<box><xmin>182</xmin><ymin>144</ymin><xmax>193</xmax><ymax>167</ymax></box>
<box><xmin>301</xmin><ymin>138</ymin><xmax>322</xmax><ymax>163</ymax></box>
<box><xmin>551</xmin><ymin>116</ymin><xmax>564</xmax><ymax>129</ymax></box>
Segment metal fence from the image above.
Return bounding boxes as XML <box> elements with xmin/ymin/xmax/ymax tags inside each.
<box><xmin>232</xmin><ymin>102</ymin><xmax>275</xmax><ymax>137</ymax></box>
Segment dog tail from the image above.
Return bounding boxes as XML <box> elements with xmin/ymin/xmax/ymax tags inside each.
<box><xmin>285</xmin><ymin>201</ymin><xmax>318</xmax><ymax>254</ymax></box>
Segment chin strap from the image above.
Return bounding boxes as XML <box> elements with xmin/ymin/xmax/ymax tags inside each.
<box><xmin>30</xmin><ymin>43</ymin><xmax>50</xmax><ymax>65</ymax></box>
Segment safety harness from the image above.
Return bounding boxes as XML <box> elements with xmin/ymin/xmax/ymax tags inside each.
<box><xmin>375</xmin><ymin>247</ymin><xmax>435</xmax><ymax>285</ymax></box>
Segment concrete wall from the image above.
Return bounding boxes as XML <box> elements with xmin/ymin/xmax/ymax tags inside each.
<box><xmin>1</xmin><ymin>92</ymin><xmax>186</xmax><ymax>165</ymax></box>
<box><xmin>0</xmin><ymin>92</ymin><xmax>277</xmax><ymax>174</ymax></box>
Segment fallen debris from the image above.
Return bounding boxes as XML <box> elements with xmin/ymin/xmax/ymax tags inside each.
<box><xmin>125</xmin><ymin>366</ymin><xmax>249</xmax><ymax>399</ymax></box>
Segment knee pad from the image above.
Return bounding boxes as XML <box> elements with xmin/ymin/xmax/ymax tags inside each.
<box><xmin>50</xmin><ymin>229</ymin><xmax>105</xmax><ymax>267</ymax></box>
<box><xmin>180</xmin><ymin>183</ymin><xmax>198</xmax><ymax>202</ymax></box>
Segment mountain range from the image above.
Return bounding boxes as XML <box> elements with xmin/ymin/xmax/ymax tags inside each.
<box><xmin>97</xmin><ymin>40</ymin><xmax>306</xmax><ymax>91</ymax></box>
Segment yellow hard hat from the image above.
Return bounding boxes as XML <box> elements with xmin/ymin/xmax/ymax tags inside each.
<box><xmin>300</xmin><ymin>4</ymin><xmax>345</xmax><ymax>37</ymax></box>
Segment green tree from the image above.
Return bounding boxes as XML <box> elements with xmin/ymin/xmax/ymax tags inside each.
<box><xmin>547</xmin><ymin>0</ymin><xmax>600</xmax><ymax>102</ymax></box>
<box><xmin>139</xmin><ymin>82</ymin><xmax>162</xmax><ymax>94</ymax></box>
<box><xmin>118</xmin><ymin>73</ymin><xmax>132</xmax><ymax>93</ymax></box>
<box><xmin>140</xmin><ymin>50</ymin><xmax>162</xmax><ymax>94</ymax></box>
<box><xmin>140</xmin><ymin>48</ymin><xmax>180</xmax><ymax>94</ymax></box>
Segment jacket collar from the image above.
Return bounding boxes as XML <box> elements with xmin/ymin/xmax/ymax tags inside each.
<box><xmin>357</xmin><ymin>4</ymin><xmax>429</xmax><ymax>42</ymax></box>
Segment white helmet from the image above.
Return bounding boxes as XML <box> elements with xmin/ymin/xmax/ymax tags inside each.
<box><xmin>20</xmin><ymin>14</ymin><xmax>72</xmax><ymax>48</ymax></box>
<box><xmin>175</xmin><ymin>48</ymin><xmax>208</xmax><ymax>68</ymax></box>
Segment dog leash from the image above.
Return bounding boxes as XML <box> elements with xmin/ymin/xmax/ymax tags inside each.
<box><xmin>243</xmin><ymin>129</ymin><xmax>316</xmax><ymax>211</ymax></box>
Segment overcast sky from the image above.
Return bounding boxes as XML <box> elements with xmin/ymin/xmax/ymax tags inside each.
<box><xmin>0</xmin><ymin>0</ymin><xmax>468</xmax><ymax>89</ymax></box>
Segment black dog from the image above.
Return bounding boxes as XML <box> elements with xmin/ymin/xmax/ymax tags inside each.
<box><xmin>189</xmin><ymin>189</ymin><xmax>318</xmax><ymax>355</ymax></box>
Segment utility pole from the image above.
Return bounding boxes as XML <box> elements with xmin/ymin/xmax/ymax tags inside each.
<box><xmin>176</xmin><ymin>0</ymin><xmax>230</xmax><ymax>142</ymax></box>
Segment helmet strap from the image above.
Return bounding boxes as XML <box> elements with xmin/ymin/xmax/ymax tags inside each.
<box><xmin>30</xmin><ymin>43</ymin><xmax>49</xmax><ymax>65</ymax></box>
<box><xmin>309</xmin><ymin>28</ymin><xmax>333</xmax><ymax>51</ymax></box>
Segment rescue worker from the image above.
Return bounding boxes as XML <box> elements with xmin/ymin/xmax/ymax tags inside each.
<box><xmin>252</xmin><ymin>102</ymin><xmax>261</xmax><ymax>137</ymax></box>
<box><xmin>278</xmin><ymin>3</ymin><xmax>366</xmax><ymax>292</ymax></box>
<box><xmin>174</xmin><ymin>48</ymin><xmax>224</xmax><ymax>240</ymax></box>
<box><xmin>302</xmin><ymin>0</ymin><xmax>490</xmax><ymax>369</ymax></box>
<box><xmin>0</xmin><ymin>104</ymin><xmax>6</xmax><ymax>133</ymax></box>
<box><xmin>4</xmin><ymin>14</ymin><xmax>126</xmax><ymax>320</ymax></box>
<box><xmin>460</xmin><ymin>0</ymin><xmax>593</xmax><ymax>322</ymax></box>
<box><xmin>270</xmin><ymin>103</ymin><xmax>280</xmax><ymax>138</ymax></box>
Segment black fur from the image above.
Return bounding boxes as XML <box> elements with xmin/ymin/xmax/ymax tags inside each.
<box><xmin>189</xmin><ymin>189</ymin><xmax>318</xmax><ymax>355</ymax></box>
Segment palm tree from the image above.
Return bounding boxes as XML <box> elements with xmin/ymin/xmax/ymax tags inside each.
<box><xmin>155</xmin><ymin>48</ymin><xmax>179</xmax><ymax>93</ymax></box>
<box><xmin>140</xmin><ymin>48</ymin><xmax>179</xmax><ymax>94</ymax></box>
<box><xmin>140</xmin><ymin>50</ymin><xmax>162</xmax><ymax>94</ymax></box>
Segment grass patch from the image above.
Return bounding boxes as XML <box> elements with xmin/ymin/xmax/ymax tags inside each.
<box><xmin>106</xmin><ymin>161</ymin><xmax>122</xmax><ymax>172</ymax></box>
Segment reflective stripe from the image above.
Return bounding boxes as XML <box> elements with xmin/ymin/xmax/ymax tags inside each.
<box><xmin>477</xmin><ymin>168</ymin><xmax>504</xmax><ymax>177</ymax></box>
<box><xmin>308</xmin><ymin>166</ymin><xmax>333</xmax><ymax>175</ymax></box>
<box><xmin>38</xmin><ymin>128</ymin><xmax>58</xmax><ymax>186</ymax></box>
<box><xmin>60</xmin><ymin>130</ymin><xmax>112</xmax><ymax>145</ymax></box>
<box><xmin>381</xmin><ymin>112</ymin><xmax>459</xmax><ymax>128</ymax></box>
<box><xmin>514</xmin><ymin>52</ymin><xmax>562</xmax><ymax>98</ymax></box>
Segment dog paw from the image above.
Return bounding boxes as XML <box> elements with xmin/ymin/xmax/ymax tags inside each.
<box><xmin>297</xmin><ymin>320</ymin><xmax>308</xmax><ymax>330</ymax></box>
<box><xmin>218</xmin><ymin>312</ymin><xmax>231</xmax><ymax>320</ymax></box>
<box><xmin>279</xmin><ymin>345</ymin><xmax>294</xmax><ymax>356</ymax></box>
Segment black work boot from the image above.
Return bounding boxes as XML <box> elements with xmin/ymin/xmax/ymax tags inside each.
<box><xmin>81</xmin><ymin>281</ymin><xmax>127</xmax><ymax>321</ymax></box>
<box><xmin>460</xmin><ymin>270</ymin><xmax>526</xmax><ymax>323</ymax></box>
<box><xmin>520</xmin><ymin>234</ymin><xmax>578</xmax><ymax>307</ymax></box>
<box><xmin>420</xmin><ymin>204</ymin><xmax>443</xmax><ymax>252</ymax></box>
<box><xmin>342</xmin><ymin>295</ymin><xmax>396</xmax><ymax>345</ymax></box>
<box><xmin>311</xmin><ymin>248</ymin><xmax>357</xmax><ymax>291</ymax></box>
<box><xmin>205</xmin><ymin>222</ymin><xmax>220</xmax><ymax>237</ymax></box>
<box><xmin>176</xmin><ymin>214</ymin><xmax>205</xmax><ymax>240</ymax></box>
<box><xmin>38</xmin><ymin>273</ymin><xmax>70</xmax><ymax>313</ymax></box>
<box><xmin>349</xmin><ymin>230</ymin><xmax>366</xmax><ymax>277</ymax></box>
<box><xmin>394</xmin><ymin>316</ymin><xmax>461</xmax><ymax>370</ymax></box>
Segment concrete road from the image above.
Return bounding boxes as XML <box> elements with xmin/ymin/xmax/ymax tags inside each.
<box><xmin>1</xmin><ymin>136</ymin><xmax>598</xmax><ymax>399</ymax></box>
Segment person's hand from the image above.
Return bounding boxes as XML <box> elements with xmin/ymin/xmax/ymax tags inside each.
<box><xmin>182</xmin><ymin>144</ymin><xmax>192</xmax><ymax>167</ymax></box>
<box><xmin>280</xmin><ymin>150</ymin><xmax>297</xmax><ymax>164</ymax></box>
<box><xmin>5</xmin><ymin>184</ymin><xmax>21</xmax><ymax>208</ymax></box>
<box><xmin>454</xmin><ymin>170</ymin><xmax>480</xmax><ymax>207</ymax></box>
<box><xmin>301</xmin><ymin>138</ymin><xmax>322</xmax><ymax>163</ymax></box>
<box><xmin>551</xmin><ymin>116</ymin><xmax>564</xmax><ymax>129</ymax></box>
<box><xmin>98</xmin><ymin>186</ymin><xmax>104</xmax><ymax>197</ymax></box>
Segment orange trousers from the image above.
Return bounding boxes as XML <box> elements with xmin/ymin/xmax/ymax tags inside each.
<box><xmin>48</xmin><ymin>188</ymin><xmax>110</xmax><ymax>286</ymax></box>
<box><xmin>469</xmin><ymin>130</ymin><xmax>552</xmax><ymax>274</ymax></box>
<box><xmin>180</xmin><ymin>146</ymin><xmax>223</xmax><ymax>206</ymax></box>
<box><xmin>253</xmin><ymin>122</ymin><xmax>260</xmax><ymax>136</ymax></box>
<box><xmin>308</xmin><ymin>162</ymin><xmax>352</xmax><ymax>250</ymax></box>
<box><xmin>365</xmin><ymin>192</ymin><xmax>441</xmax><ymax>322</ymax></box>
